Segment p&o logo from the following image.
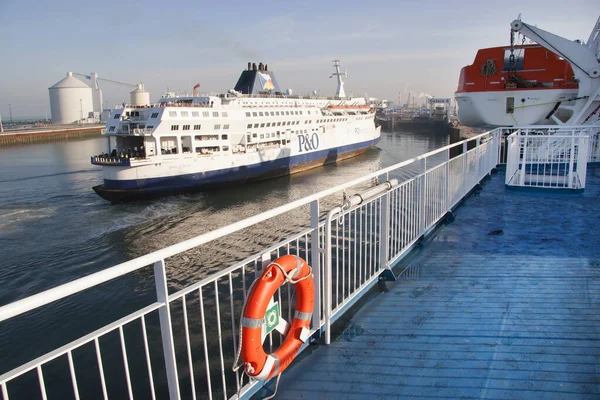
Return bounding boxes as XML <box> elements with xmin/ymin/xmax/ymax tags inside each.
<box><xmin>298</xmin><ymin>133</ymin><xmax>320</xmax><ymax>153</ymax></box>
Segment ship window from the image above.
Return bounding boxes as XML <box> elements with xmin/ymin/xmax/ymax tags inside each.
<box><xmin>247</xmin><ymin>124</ymin><xmax>252</xmax><ymax>128</ymax></box>
<box><xmin>277</xmin><ymin>122</ymin><xmax>281</xmax><ymax>126</ymax></box>
<box><xmin>286</xmin><ymin>111</ymin><xmax>290</xmax><ymax>115</ymax></box>
<box><xmin>260</xmin><ymin>134</ymin><xmax>265</xmax><ymax>139</ymax></box>
<box><xmin>222</xmin><ymin>146</ymin><xmax>229</xmax><ymax>152</ymax></box>
<box><xmin>252</xmin><ymin>112</ymin><xmax>258</xmax><ymax>117</ymax></box>
<box><xmin>194</xmin><ymin>124</ymin><xmax>201</xmax><ymax>130</ymax></box>
<box><xmin>183</xmin><ymin>125</ymin><xmax>190</xmax><ymax>130</ymax></box>
<box><xmin>223</xmin><ymin>124</ymin><xmax>229</xmax><ymax>129</ymax></box>
<box><xmin>203</xmin><ymin>111</ymin><xmax>210</xmax><ymax>117</ymax></box>
<box><xmin>109</xmin><ymin>126</ymin><xmax>116</xmax><ymax>132</ymax></box>
<box><xmin>181</xmin><ymin>111</ymin><xmax>189</xmax><ymax>117</ymax></box>
<box><xmin>246</xmin><ymin>112</ymin><xmax>251</xmax><ymax>117</ymax></box>
<box><xmin>151</xmin><ymin>112</ymin><xmax>159</xmax><ymax>118</ymax></box>
<box><xmin>181</xmin><ymin>136</ymin><xmax>192</xmax><ymax>153</ymax></box>
<box><xmin>196</xmin><ymin>146</ymin><xmax>219</xmax><ymax>154</ymax></box>
<box><xmin>260</xmin><ymin>123</ymin><xmax>265</xmax><ymax>127</ymax></box>
<box><xmin>254</xmin><ymin>123</ymin><xmax>259</xmax><ymax>128</ymax></box>
<box><xmin>114</xmin><ymin>114</ymin><xmax>121</xmax><ymax>119</ymax></box>
<box><xmin>266</xmin><ymin>133</ymin><xmax>270</xmax><ymax>138</ymax></box>
<box><xmin>222</xmin><ymin>112</ymin><xmax>228</xmax><ymax>117</ymax></box>
<box><xmin>192</xmin><ymin>111</ymin><xmax>199</xmax><ymax>117</ymax></box>
<box><xmin>195</xmin><ymin>134</ymin><xmax>219</xmax><ymax>140</ymax></box>
<box><xmin>214</xmin><ymin>124</ymin><xmax>221</xmax><ymax>129</ymax></box>
<box><xmin>146</xmin><ymin>125</ymin><xmax>154</xmax><ymax>130</ymax></box>
<box><xmin>160</xmin><ymin>137</ymin><xmax>177</xmax><ymax>154</ymax></box>
<box><xmin>270</xmin><ymin>111</ymin><xmax>275</xmax><ymax>116</ymax></box>
<box><xmin>213</xmin><ymin>112</ymin><xmax>219</xmax><ymax>117</ymax></box>
<box><xmin>247</xmin><ymin>135</ymin><xmax>251</xmax><ymax>142</ymax></box>
<box><xmin>276</xmin><ymin>111</ymin><xmax>280</xmax><ymax>116</ymax></box>
<box><xmin>171</xmin><ymin>125</ymin><xmax>179</xmax><ymax>130</ymax></box>
<box><xmin>286</xmin><ymin>140</ymin><xmax>291</xmax><ymax>143</ymax></box>
<box><xmin>253</xmin><ymin>133</ymin><xmax>257</xmax><ymax>138</ymax></box>
<box><xmin>259</xmin><ymin>112</ymin><xmax>264</xmax><ymax>116</ymax></box>
<box><xmin>221</xmin><ymin>134</ymin><xmax>228</xmax><ymax>140</ymax></box>
<box><xmin>267</xmin><ymin>123</ymin><xmax>271</xmax><ymax>127</ymax></box>
<box><xmin>169</xmin><ymin>111</ymin><xmax>177</xmax><ymax>117</ymax></box>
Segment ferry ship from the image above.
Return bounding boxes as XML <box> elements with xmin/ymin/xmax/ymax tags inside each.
<box><xmin>91</xmin><ymin>61</ymin><xmax>381</xmax><ymax>202</ymax></box>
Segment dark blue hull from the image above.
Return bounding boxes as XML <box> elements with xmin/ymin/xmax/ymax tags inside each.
<box><xmin>94</xmin><ymin>138</ymin><xmax>380</xmax><ymax>203</ymax></box>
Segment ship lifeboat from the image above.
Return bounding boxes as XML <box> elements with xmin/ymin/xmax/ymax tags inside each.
<box><xmin>454</xmin><ymin>44</ymin><xmax>579</xmax><ymax>127</ymax></box>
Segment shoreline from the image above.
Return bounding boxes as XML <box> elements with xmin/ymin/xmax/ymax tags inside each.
<box><xmin>0</xmin><ymin>125</ymin><xmax>104</xmax><ymax>147</ymax></box>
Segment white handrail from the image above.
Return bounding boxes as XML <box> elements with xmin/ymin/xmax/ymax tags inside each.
<box><xmin>0</xmin><ymin>131</ymin><xmax>496</xmax><ymax>323</ymax></box>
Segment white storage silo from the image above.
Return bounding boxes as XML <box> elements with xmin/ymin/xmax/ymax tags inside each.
<box><xmin>130</xmin><ymin>84</ymin><xmax>150</xmax><ymax>106</ymax></box>
<box><xmin>49</xmin><ymin>72</ymin><xmax>94</xmax><ymax>124</ymax></box>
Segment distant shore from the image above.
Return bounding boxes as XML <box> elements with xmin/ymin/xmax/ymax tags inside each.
<box><xmin>0</xmin><ymin>124</ymin><xmax>104</xmax><ymax>147</ymax></box>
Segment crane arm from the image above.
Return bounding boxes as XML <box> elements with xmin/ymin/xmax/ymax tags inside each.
<box><xmin>511</xmin><ymin>19</ymin><xmax>600</xmax><ymax>80</ymax></box>
<box><xmin>72</xmin><ymin>72</ymin><xmax>137</xmax><ymax>88</ymax></box>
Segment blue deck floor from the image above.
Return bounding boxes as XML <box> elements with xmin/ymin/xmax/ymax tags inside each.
<box><xmin>266</xmin><ymin>165</ymin><xmax>600</xmax><ymax>399</ymax></box>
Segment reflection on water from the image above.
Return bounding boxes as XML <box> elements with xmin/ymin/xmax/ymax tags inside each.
<box><xmin>0</xmin><ymin>129</ymin><xmax>450</xmax><ymax>378</ymax></box>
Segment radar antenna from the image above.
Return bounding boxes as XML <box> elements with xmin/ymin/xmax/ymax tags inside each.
<box><xmin>331</xmin><ymin>60</ymin><xmax>347</xmax><ymax>99</ymax></box>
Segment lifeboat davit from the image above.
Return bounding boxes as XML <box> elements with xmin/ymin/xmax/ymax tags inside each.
<box><xmin>454</xmin><ymin>44</ymin><xmax>579</xmax><ymax>127</ymax></box>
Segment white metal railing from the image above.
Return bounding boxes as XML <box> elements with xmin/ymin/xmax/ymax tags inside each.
<box><xmin>505</xmin><ymin>127</ymin><xmax>590</xmax><ymax>190</ymax></box>
<box><xmin>1</xmin><ymin>128</ymin><xmax>503</xmax><ymax>400</ymax></box>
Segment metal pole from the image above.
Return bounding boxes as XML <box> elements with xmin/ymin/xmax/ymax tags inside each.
<box><xmin>324</xmin><ymin>207</ymin><xmax>341</xmax><ymax>345</ymax></box>
<box><xmin>310</xmin><ymin>200</ymin><xmax>321</xmax><ymax>332</ymax></box>
<box><xmin>8</xmin><ymin>104</ymin><xmax>12</xmax><ymax>122</ymax></box>
<box><xmin>154</xmin><ymin>260</ymin><xmax>181</xmax><ymax>400</ymax></box>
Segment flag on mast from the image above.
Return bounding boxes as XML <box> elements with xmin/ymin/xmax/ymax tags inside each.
<box><xmin>193</xmin><ymin>83</ymin><xmax>200</xmax><ymax>96</ymax></box>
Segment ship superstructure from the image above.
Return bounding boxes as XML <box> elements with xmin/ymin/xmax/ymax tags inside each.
<box><xmin>91</xmin><ymin>61</ymin><xmax>380</xmax><ymax>202</ymax></box>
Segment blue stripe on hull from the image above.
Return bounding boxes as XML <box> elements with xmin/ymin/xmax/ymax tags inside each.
<box><xmin>103</xmin><ymin>138</ymin><xmax>380</xmax><ymax>191</ymax></box>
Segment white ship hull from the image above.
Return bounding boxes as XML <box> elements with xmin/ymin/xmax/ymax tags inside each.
<box><xmin>455</xmin><ymin>89</ymin><xmax>577</xmax><ymax>127</ymax></box>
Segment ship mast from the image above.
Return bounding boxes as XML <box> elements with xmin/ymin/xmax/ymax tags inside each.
<box><xmin>332</xmin><ymin>60</ymin><xmax>347</xmax><ymax>99</ymax></box>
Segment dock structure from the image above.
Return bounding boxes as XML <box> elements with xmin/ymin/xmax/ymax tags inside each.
<box><xmin>0</xmin><ymin>124</ymin><xmax>103</xmax><ymax>147</ymax></box>
<box><xmin>268</xmin><ymin>164</ymin><xmax>600</xmax><ymax>399</ymax></box>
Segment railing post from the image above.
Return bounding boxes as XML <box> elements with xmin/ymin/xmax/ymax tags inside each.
<box><xmin>462</xmin><ymin>142</ymin><xmax>467</xmax><ymax>197</ymax></box>
<box><xmin>519</xmin><ymin>134</ymin><xmax>527</xmax><ymax>186</ymax></box>
<box><xmin>568</xmin><ymin>134</ymin><xmax>575</xmax><ymax>188</ymax></box>
<box><xmin>475</xmin><ymin>136</ymin><xmax>481</xmax><ymax>181</ymax></box>
<box><xmin>445</xmin><ymin>148</ymin><xmax>451</xmax><ymax>210</ymax></box>
<box><xmin>379</xmin><ymin>192</ymin><xmax>390</xmax><ymax>270</ymax></box>
<box><xmin>419</xmin><ymin>158</ymin><xmax>427</xmax><ymax>235</ymax></box>
<box><xmin>154</xmin><ymin>260</ymin><xmax>181</xmax><ymax>400</ymax></box>
<box><xmin>310</xmin><ymin>200</ymin><xmax>321</xmax><ymax>331</ymax></box>
<box><xmin>323</xmin><ymin>207</ymin><xmax>340</xmax><ymax>345</ymax></box>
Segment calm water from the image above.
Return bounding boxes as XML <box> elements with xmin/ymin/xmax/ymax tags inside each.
<box><xmin>0</xmin><ymin>128</ymin><xmax>450</xmax><ymax>397</ymax></box>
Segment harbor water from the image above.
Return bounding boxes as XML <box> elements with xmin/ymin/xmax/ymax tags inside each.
<box><xmin>0</xmin><ymin>128</ymin><xmax>451</xmax><ymax>397</ymax></box>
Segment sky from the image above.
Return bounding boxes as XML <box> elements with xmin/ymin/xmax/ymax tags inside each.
<box><xmin>0</xmin><ymin>0</ymin><xmax>598</xmax><ymax>119</ymax></box>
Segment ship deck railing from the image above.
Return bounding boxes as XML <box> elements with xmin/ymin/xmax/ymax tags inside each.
<box><xmin>505</xmin><ymin>126</ymin><xmax>598</xmax><ymax>190</ymax></box>
<box><xmin>0</xmin><ymin>125</ymin><xmax>598</xmax><ymax>400</ymax></box>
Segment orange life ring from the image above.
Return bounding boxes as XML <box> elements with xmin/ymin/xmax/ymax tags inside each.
<box><xmin>240</xmin><ymin>255</ymin><xmax>314</xmax><ymax>380</ymax></box>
